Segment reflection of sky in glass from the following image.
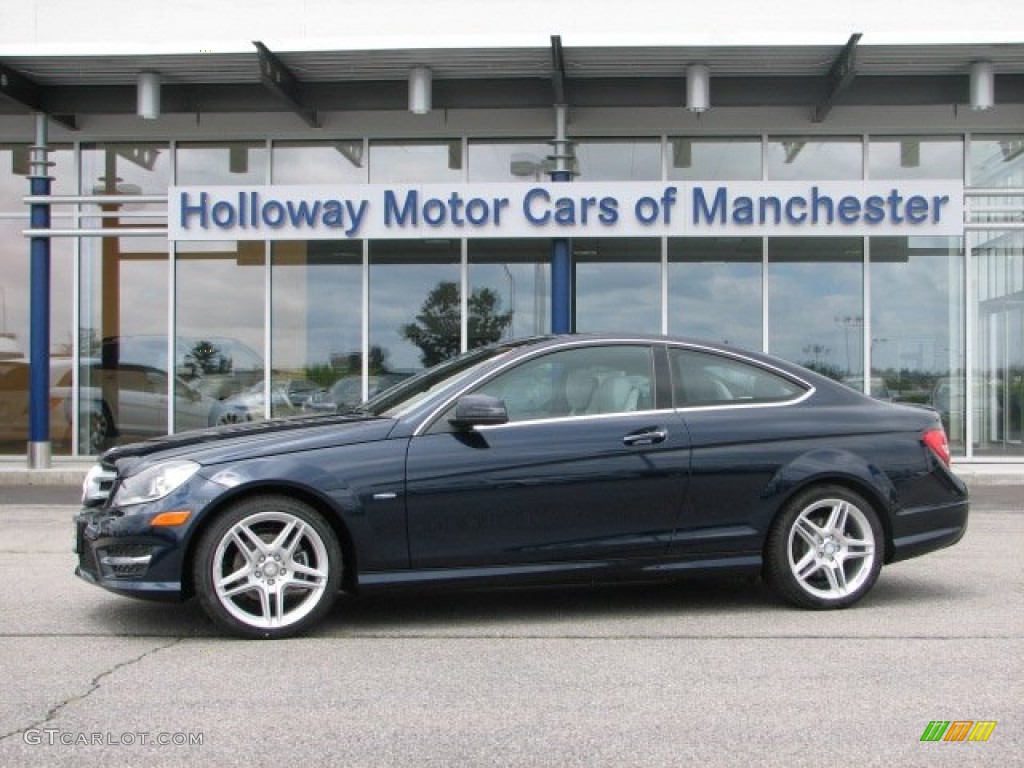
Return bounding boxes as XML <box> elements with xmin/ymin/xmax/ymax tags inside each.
<box><xmin>768</xmin><ymin>239</ymin><xmax>864</xmax><ymax>376</ymax></box>
<box><xmin>574</xmin><ymin>239</ymin><xmax>661</xmax><ymax>333</ymax></box>
<box><xmin>469</xmin><ymin>254</ymin><xmax>550</xmax><ymax>340</ymax></box>
<box><xmin>272</xmin><ymin>142</ymin><xmax>367</xmax><ymax>184</ymax></box>
<box><xmin>80</xmin><ymin>144</ymin><xmax>170</xmax><ymax>195</ymax></box>
<box><xmin>868</xmin><ymin>137</ymin><xmax>963</xmax><ymax>180</ymax></box>
<box><xmin>369</xmin><ymin>141</ymin><xmax>462</xmax><ymax>183</ymax></box>
<box><xmin>969</xmin><ymin>135</ymin><xmax>1024</xmax><ymax>186</ymax></box>
<box><xmin>668</xmin><ymin>138</ymin><xmax>762</xmax><ymax>181</ymax></box>
<box><xmin>272</xmin><ymin>242</ymin><xmax>362</xmax><ymax>371</ymax></box>
<box><xmin>669</xmin><ymin>238</ymin><xmax>761</xmax><ymax>348</ymax></box>
<box><xmin>766</xmin><ymin>137</ymin><xmax>862</xmax><ymax>181</ymax></box>
<box><xmin>575</xmin><ymin>140</ymin><xmax>661</xmax><ymax>181</ymax></box>
<box><xmin>176</xmin><ymin>143</ymin><xmax>268</xmax><ymax>185</ymax></box>
<box><xmin>870</xmin><ymin>237</ymin><xmax>962</xmax><ymax>375</ymax></box>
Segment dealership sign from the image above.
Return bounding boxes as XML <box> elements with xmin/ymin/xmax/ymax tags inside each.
<box><xmin>169</xmin><ymin>181</ymin><xmax>963</xmax><ymax>240</ymax></box>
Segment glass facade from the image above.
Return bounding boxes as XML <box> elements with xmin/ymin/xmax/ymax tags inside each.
<box><xmin>0</xmin><ymin>133</ymin><xmax>1019</xmax><ymax>460</ymax></box>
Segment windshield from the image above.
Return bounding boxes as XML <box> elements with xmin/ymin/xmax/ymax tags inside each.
<box><xmin>354</xmin><ymin>343</ymin><xmax>525</xmax><ymax>418</ymax></box>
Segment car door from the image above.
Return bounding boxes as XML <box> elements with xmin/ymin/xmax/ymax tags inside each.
<box><xmin>404</xmin><ymin>343</ymin><xmax>690</xmax><ymax>568</ymax></box>
<box><xmin>667</xmin><ymin>346</ymin><xmax>812</xmax><ymax>556</ymax></box>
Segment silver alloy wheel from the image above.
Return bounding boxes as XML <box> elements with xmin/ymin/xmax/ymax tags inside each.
<box><xmin>786</xmin><ymin>497</ymin><xmax>876</xmax><ymax>601</ymax></box>
<box><xmin>212</xmin><ymin>510</ymin><xmax>330</xmax><ymax>631</ymax></box>
<box><xmin>88</xmin><ymin>407</ymin><xmax>111</xmax><ymax>455</ymax></box>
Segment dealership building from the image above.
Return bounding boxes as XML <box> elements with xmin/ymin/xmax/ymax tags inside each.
<box><xmin>1</xmin><ymin>2</ymin><xmax>1023</xmax><ymax>468</ymax></box>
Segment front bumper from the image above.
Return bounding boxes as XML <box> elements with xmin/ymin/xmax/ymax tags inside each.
<box><xmin>73</xmin><ymin>474</ymin><xmax>228</xmax><ymax>602</ymax></box>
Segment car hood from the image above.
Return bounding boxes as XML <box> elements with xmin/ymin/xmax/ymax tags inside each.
<box><xmin>100</xmin><ymin>413</ymin><xmax>396</xmax><ymax>473</ymax></box>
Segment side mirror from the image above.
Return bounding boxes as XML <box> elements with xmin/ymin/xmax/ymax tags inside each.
<box><xmin>449</xmin><ymin>394</ymin><xmax>509</xmax><ymax>430</ymax></box>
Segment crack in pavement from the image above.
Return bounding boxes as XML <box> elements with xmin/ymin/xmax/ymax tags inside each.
<box><xmin>0</xmin><ymin>637</ymin><xmax>185</xmax><ymax>744</ymax></box>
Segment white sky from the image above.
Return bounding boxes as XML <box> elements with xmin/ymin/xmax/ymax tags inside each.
<box><xmin>2</xmin><ymin>0</ymin><xmax>1022</xmax><ymax>54</ymax></box>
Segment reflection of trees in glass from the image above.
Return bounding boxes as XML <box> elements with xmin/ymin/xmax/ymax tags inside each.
<box><xmin>305</xmin><ymin>345</ymin><xmax>391</xmax><ymax>388</ymax></box>
<box><xmin>402</xmin><ymin>281</ymin><xmax>512</xmax><ymax>367</ymax></box>
<box><xmin>185</xmin><ymin>340</ymin><xmax>229</xmax><ymax>376</ymax></box>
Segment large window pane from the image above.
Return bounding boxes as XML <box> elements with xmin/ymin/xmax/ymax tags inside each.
<box><xmin>79</xmin><ymin>235</ymin><xmax>169</xmax><ymax>454</ymax></box>
<box><xmin>468</xmin><ymin>240</ymin><xmax>549</xmax><ymax>342</ymax></box>
<box><xmin>176</xmin><ymin>141</ymin><xmax>268</xmax><ymax>185</ymax></box>
<box><xmin>766</xmin><ymin>137</ymin><xmax>862</xmax><ymax>180</ymax></box>
<box><xmin>870</xmin><ymin>237</ymin><xmax>965</xmax><ymax>451</ymax></box>
<box><xmin>0</xmin><ymin>222</ymin><xmax>74</xmax><ymax>455</ymax></box>
<box><xmin>869</xmin><ymin>136</ymin><xmax>963</xmax><ymax>180</ymax></box>
<box><xmin>668</xmin><ymin>238</ymin><xmax>762</xmax><ymax>349</ymax></box>
<box><xmin>369</xmin><ymin>141</ymin><xmax>462</xmax><ymax>183</ymax></box>
<box><xmin>573</xmin><ymin>239</ymin><xmax>661</xmax><ymax>334</ymax></box>
<box><xmin>369</xmin><ymin>240</ymin><xmax>460</xmax><ymax>371</ymax></box>
<box><xmin>668</xmin><ymin>137</ymin><xmax>762</xmax><ymax>181</ymax></box>
<box><xmin>175</xmin><ymin>242</ymin><xmax>265</xmax><ymax>431</ymax></box>
<box><xmin>972</xmin><ymin>230</ymin><xmax>1024</xmax><ymax>456</ymax></box>
<box><xmin>271</xmin><ymin>240</ymin><xmax>363</xmax><ymax>417</ymax></box>
<box><xmin>574</xmin><ymin>139</ymin><xmax>661</xmax><ymax>181</ymax></box>
<box><xmin>768</xmin><ymin>238</ymin><xmax>864</xmax><ymax>380</ymax></box>
<box><xmin>468</xmin><ymin>140</ymin><xmax>551</xmax><ymax>182</ymax></box>
<box><xmin>272</xmin><ymin>140</ymin><xmax>367</xmax><ymax>184</ymax></box>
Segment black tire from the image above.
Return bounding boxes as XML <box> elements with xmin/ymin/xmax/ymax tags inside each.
<box><xmin>192</xmin><ymin>495</ymin><xmax>343</xmax><ymax>639</ymax></box>
<box><xmin>86</xmin><ymin>404</ymin><xmax>114</xmax><ymax>455</ymax></box>
<box><xmin>765</xmin><ymin>484</ymin><xmax>883</xmax><ymax>609</ymax></box>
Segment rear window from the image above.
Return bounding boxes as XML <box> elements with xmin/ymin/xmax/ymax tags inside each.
<box><xmin>670</xmin><ymin>348</ymin><xmax>806</xmax><ymax>407</ymax></box>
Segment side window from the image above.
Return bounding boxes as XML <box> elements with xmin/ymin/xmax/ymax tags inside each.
<box><xmin>474</xmin><ymin>345</ymin><xmax>654</xmax><ymax>423</ymax></box>
<box><xmin>671</xmin><ymin>348</ymin><xmax>805</xmax><ymax>407</ymax></box>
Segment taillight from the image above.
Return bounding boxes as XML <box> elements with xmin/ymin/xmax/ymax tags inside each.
<box><xmin>922</xmin><ymin>427</ymin><xmax>951</xmax><ymax>467</ymax></box>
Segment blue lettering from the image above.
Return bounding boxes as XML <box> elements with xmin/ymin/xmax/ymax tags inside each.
<box><xmin>180</xmin><ymin>192</ymin><xmax>209</xmax><ymax>229</ymax></box>
<box><xmin>385</xmin><ymin>190</ymin><xmax>418</xmax><ymax>227</ymax></box>
<box><xmin>262</xmin><ymin>200</ymin><xmax>285</xmax><ymax>228</ymax></box>
<box><xmin>811</xmin><ymin>187</ymin><xmax>834</xmax><ymax>224</ymax></box>
<box><xmin>759</xmin><ymin>196</ymin><xmax>781</xmax><ymax>225</ymax></box>
<box><xmin>932</xmin><ymin>195</ymin><xmax>949</xmax><ymax>223</ymax></box>
<box><xmin>864</xmin><ymin>195</ymin><xmax>885</xmax><ymax>224</ymax></box>
<box><xmin>211</xmin><ymin>200</ymin><xmax>235</xmax><ymax>228</ymax></box>
<box><xmin>635</xmin><ymin>196</ymin><xmax>659</xmax><ymax>224</ymax></box>
<box><xmin>287</xmin><ymin>200</ymin><xmax>321</xmax><ymax>227</ymax></box>
<box><xmin>733</xmin><ymin>196</ymin><xmax>753</xmax><ymax>225</ymax></box>
<box><xmin>346</xmin><ymin>200</ymin><xmax>368</xmax><ymax>237</ymax></box>
<box><xmin>906</xmin><ymin>195</ymin><xmax>929</xmax><ymax>223</ymax></box>
<box><xmin>693</xmin><ymin>186</ymin><xmax>727</xmax><ymax>225</ymax></box>
<box><xmin>423</xmin><ymin>198</ymin><xmax>447</xmax><ymax>226</ymax></box>
<box><xmin>523</xmin><ymin>188</ymin><xmax>551</xmax><ymax>224</ymax></box>
<box><xmin>785</xmin><ymin>196</ymin><xmax>807</xmax><ymax>223</ymax></box>
<box><xmin>838</xmin><ymin>196</ymin><xmax>861</xmax><ymax>223</ymax></box>
<box><xmin>598</xmin><ymin>197</ymin><xmax>618</xmax><ymax>224</ymax></box>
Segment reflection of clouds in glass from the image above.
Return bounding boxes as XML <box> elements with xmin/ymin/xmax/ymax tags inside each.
<box><xmin>176</xmin><ymin>258</ymin><xmax>264</xmax><ymax>355</ymax></box>
<box><xmin>766</xmin><ymin>139</ymin><xmax>862</xmax><ymax>181</ymax></box>
<box><xmin>576</xmin><ymin>264</ymin><xmax>661</xmax><ymax>333</ymax></box>
<box><xmin>369</xmin><ymin>143</ymin><xmax>462</xmax><ymax>184</ymax></box>
<box><xmin>575</xmin><ymin>141</ymin><xmax>661</xmax><ymax>181</ymax></box>
<box><xmin>176</xmin><ymin>144</ymin><xmax>268</xmax><ymax>185</ymax></box>
<box><xmin>669</xmin><ymin>265</ymin><xmax>762</xmax><ymax>348</ymax></box>
<box><xmin>668</xmin><ymin>139</ymin><xmax>762</xmax><ymax>181</ymax></box>
<box><xmin>468</xmin><ymin>142</ymin><xmax>550</xmax><ymax>182</ymax></box>
<box><xmin>273</xmin><ymin>262</ymin><xmax>361</xmax><ymax>369</ymax></box>
<box><xmin>272</xmin><ymin>144</ymin><xmax>367</xmax><ymax>184</ymax></box>
<box><xmin>769</xmin><ymin>264</ymin><xmax>863</xmax><ymax>371</ymax></box>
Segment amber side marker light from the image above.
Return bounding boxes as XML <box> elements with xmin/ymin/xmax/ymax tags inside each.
<box><xmin>151</xmin><ymin>510</ymin><xmax>193</xmax><ymax>527</ymax></box>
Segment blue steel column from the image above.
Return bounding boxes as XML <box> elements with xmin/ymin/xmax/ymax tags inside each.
<box><xmin>28</xmin><ymin>115</ymin><xmax>52</xmax><ymax>468</ymax></box>
<box><xmin>549</xmin><ymin>105</ymin><xmax>573</xmax><ymax>334</ymax></box>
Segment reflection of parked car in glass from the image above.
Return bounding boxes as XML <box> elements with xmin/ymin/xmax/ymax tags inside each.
<box><xmin>212</xmin><ymin>379</ymin><xmax>319</xmax><ymax>424</ymax></box>
<box><xmin>99</xmin><ymin>335</ymin><xmax>264</xmax><ymax>403</ymax></box>
<box><xmin>302</xmin><ymin>373</ymin><xmax>414</xmax><ymax>414</ymax></box>
<box><xmin>842</xmin><ymin>376</ymin><xmax>892</xmax><ymax>401</ymax></box>
<box><xmin>0</xmin><ymin>358</ymin><xmax>75</xmax><ymax>449</ymax></box>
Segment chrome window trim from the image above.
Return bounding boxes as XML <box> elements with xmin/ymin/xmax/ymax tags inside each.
<box><xmin>413</xmin><ymin>337</ymin><xmax>816</xmax><ymax>436</ymax></box>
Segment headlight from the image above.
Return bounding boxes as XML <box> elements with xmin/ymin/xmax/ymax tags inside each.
<box><xmin>113</xmin><ymin>460</ymin><xmax>201</xmax><ymax>507</ymax></box>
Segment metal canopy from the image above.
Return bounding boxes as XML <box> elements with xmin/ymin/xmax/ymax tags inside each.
<box><xmin>0</xmin><ymin>40</ymin><xmax>1022</xmax><ymax>120</ymax></box>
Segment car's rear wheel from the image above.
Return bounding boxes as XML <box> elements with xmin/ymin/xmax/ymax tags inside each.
<box><xmin>193</xmin><ymin>496</ymin><xmax>342</xmax><ymax>638</ymax></box>
<box><xmin>765</xmin><ymin>485</ymin><xmax>883</xmax><ymax>609</ymax></box>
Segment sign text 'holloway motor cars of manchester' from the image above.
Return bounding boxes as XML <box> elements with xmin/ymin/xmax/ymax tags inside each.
<box><xmin>74</xmin><ymin>335</ymin><xmax>968</xmax><ymax>639</ymax></box>
<box><xmin>169</xmin><ymin>181</ymin><xmax>964</xmax><ymax>240</ymax></box>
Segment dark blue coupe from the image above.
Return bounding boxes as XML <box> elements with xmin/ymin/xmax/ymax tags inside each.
<box><xmin>75</xmin><ymin>335</ymin><xmax>968</xmax><ymax>638</ymax></box>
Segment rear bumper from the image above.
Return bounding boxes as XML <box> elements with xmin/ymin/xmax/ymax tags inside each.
<box><xmin>890</xmin><ymin>498</ymin><xmax>969</xmax><ymax>563</ymax></box>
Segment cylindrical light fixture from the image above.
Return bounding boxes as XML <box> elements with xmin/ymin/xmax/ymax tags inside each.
<box><xmin>970</xmin><ymin>60</ymin><xmax>995</xmax><ymax>111</ymax></box>
<box><xmin>409</xmin><ymin>66</ymin><xmax>432</xmax><ymax>115</ymax></box>
<box><xmin>686</xmin><ymin>64</ymin><xmax>710</xmax><ymax>113</ymax></box>
<box><xmin>137</xmin><ymin>71</ymin><xmax>161</xmax><ymax>119</ymax></box>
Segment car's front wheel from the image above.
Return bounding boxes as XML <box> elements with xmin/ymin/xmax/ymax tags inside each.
<box><xmin>193</xmin><ymin>496</ymin><xmax>343</xmax><ymax>638</ymax></box>
<box><xmin>765</xmin><ymin>485</ymin><xmax>883</xmax><ymax>609</ymax></box>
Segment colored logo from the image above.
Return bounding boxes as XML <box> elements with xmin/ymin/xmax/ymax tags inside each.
<box><xmin>920</xmin><ymin>720</ymin><xmax>997</xmax><ymax>742</ymax></box>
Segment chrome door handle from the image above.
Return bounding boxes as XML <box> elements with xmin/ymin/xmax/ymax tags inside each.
<box><xmin>623</xmin><ymin>429</ymin><xmax>667</xmax><ymax>446</ymax></box>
